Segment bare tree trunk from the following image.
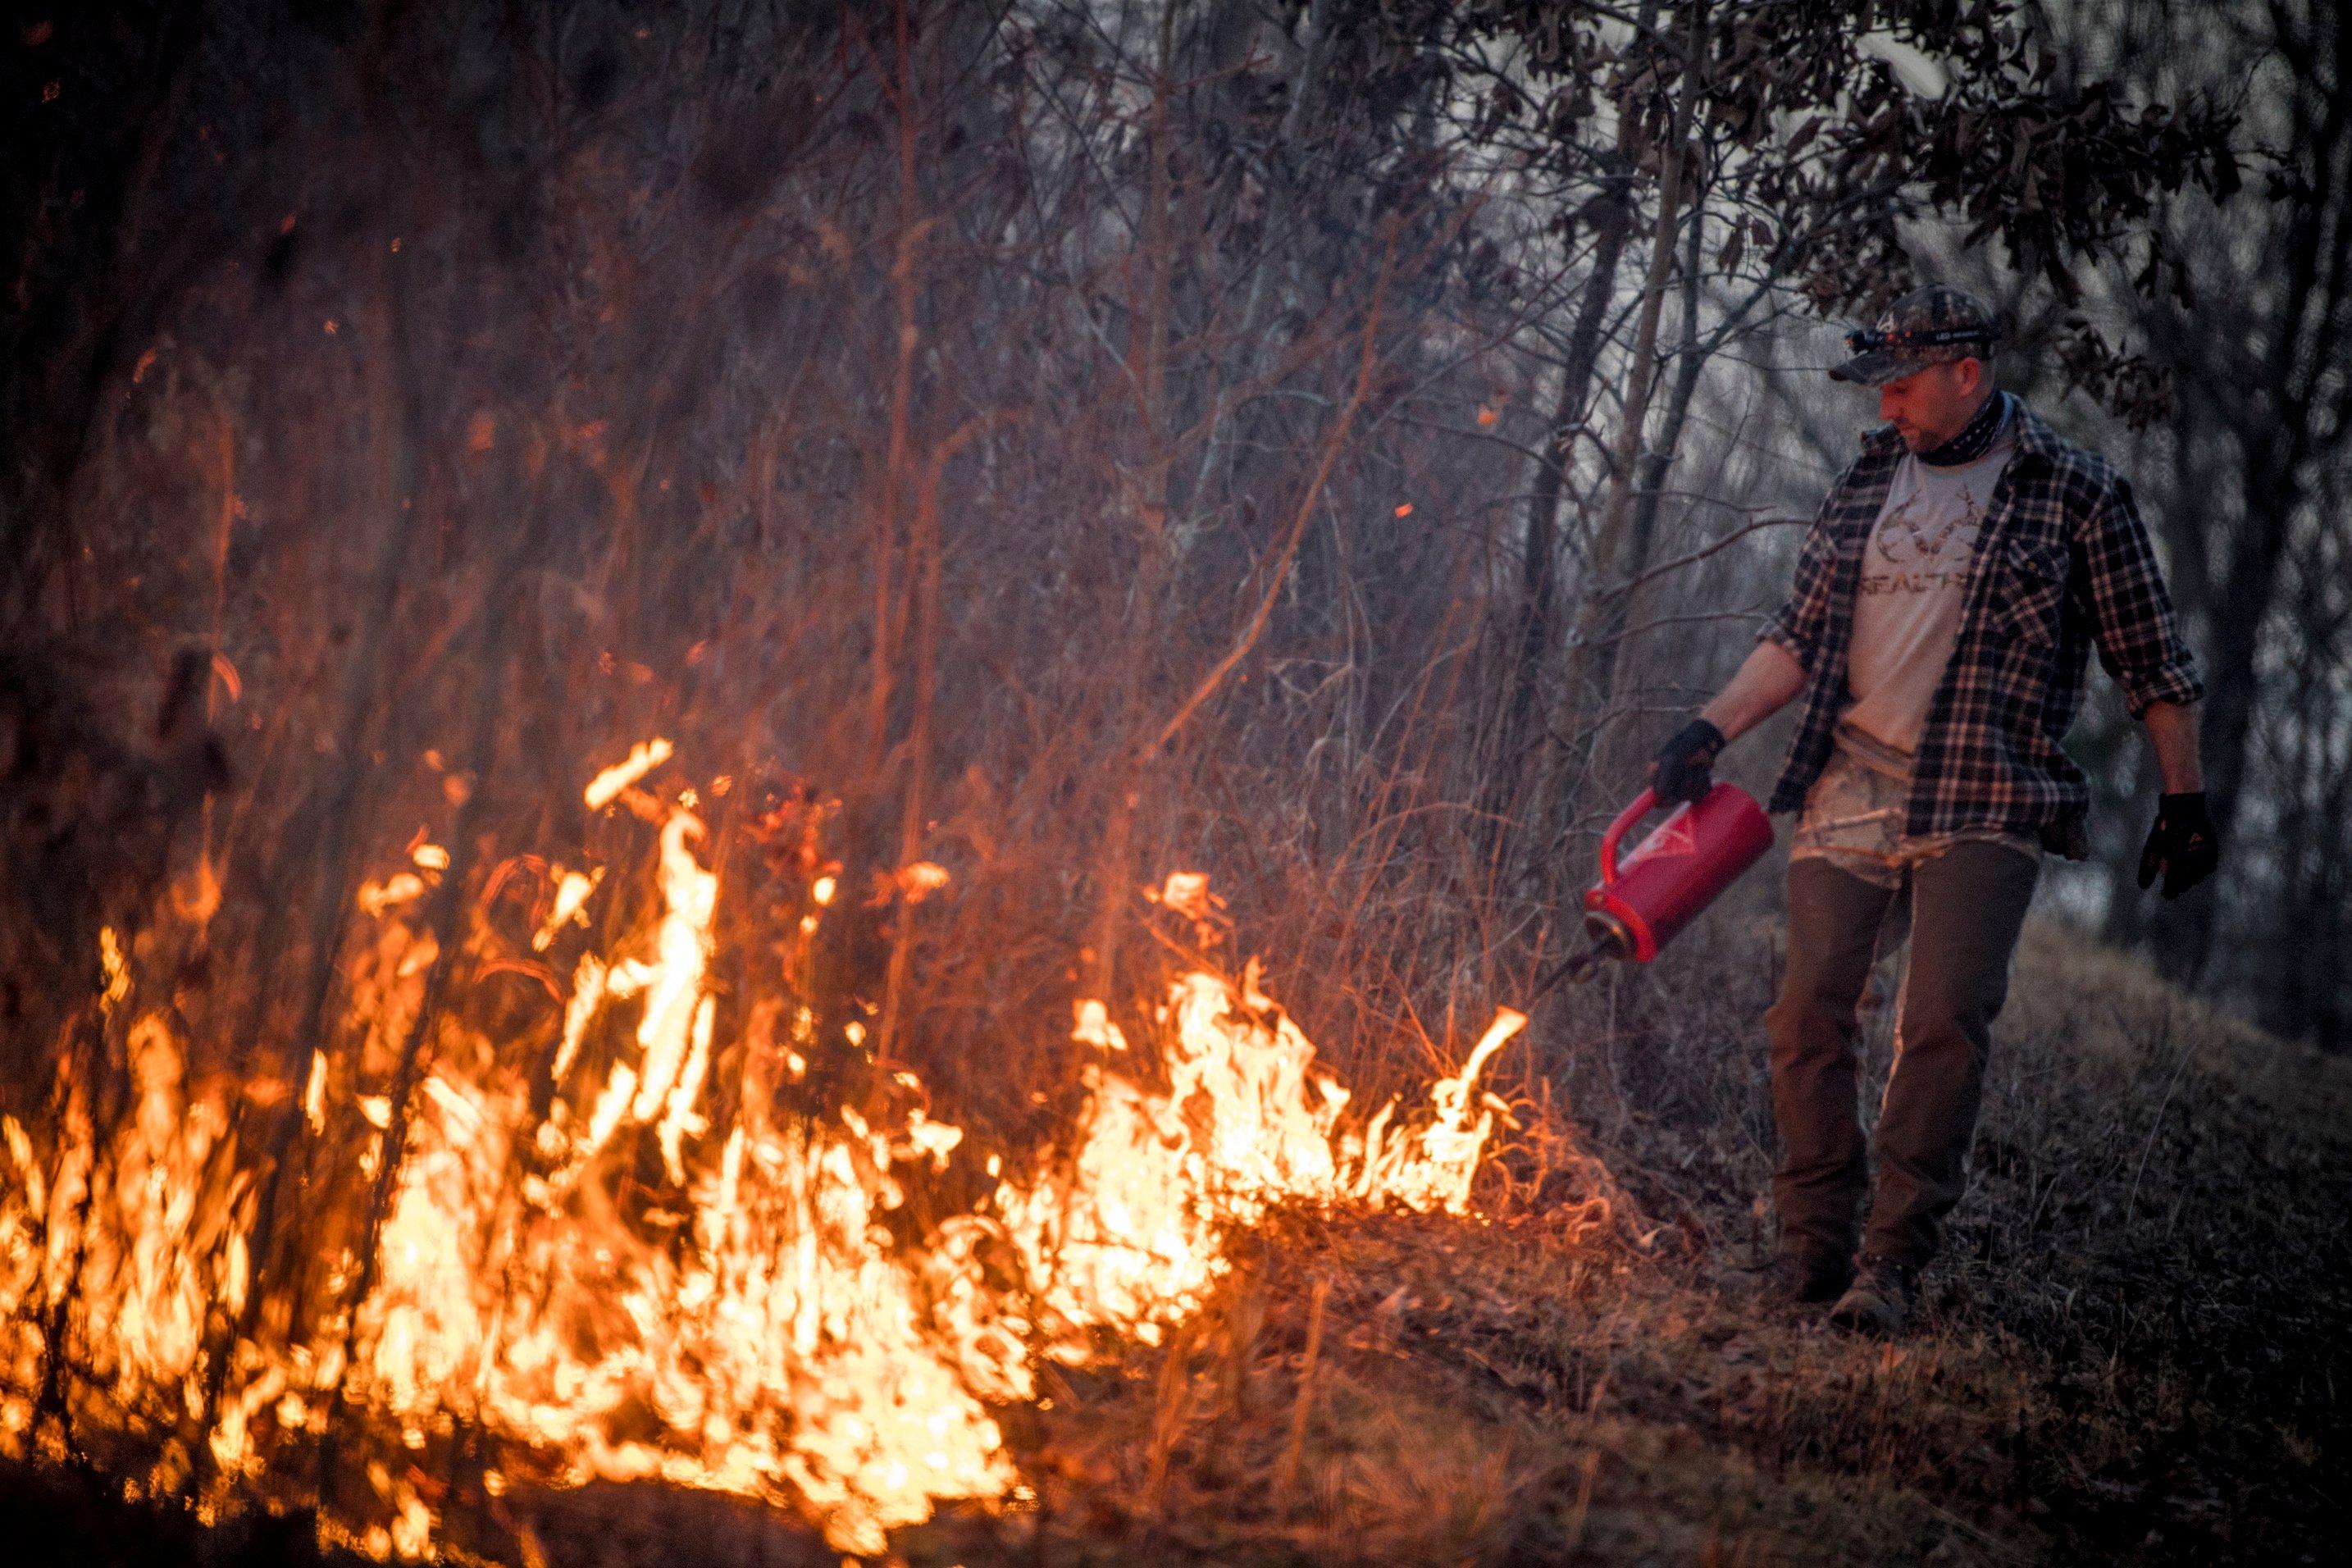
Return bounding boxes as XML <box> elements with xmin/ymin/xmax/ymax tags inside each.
<box><xmin>1479</xmin><ymin>0</ymin><xmax>1670</xmax><ymax>872</ymax></box>
<box><xmin>1481</xmin><ymin>199</ymin><xmax>1631</xmax><ymax>857</ymax></box>
<box><xmin>1087</xmin><ymin>0</ymin><xmax>1187</xmax><ymax>999</ymax></box>
<box><xmin>1590</xmin><ymin>170</ymin><xmax>1715</xmax><ymax>771</ymax></box>
<box><xmin>1536</xmin><ymin>0</ymin><xmax>1708</xmax><ymax>882</ymax></box>
<box><xmin>2106</xmin><ymin>1</ymin><xmax>2348</xmax><ymax>999</ymax></box>
<box><xmin>1178</xmin><ymin>0</ymin><xmax>1335</xmax><ymax>554</ymax></box>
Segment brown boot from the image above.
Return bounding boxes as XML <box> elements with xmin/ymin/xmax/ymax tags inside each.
<box><xmin>1827</xmin><ymin>1256</ymin><xmax>1918</xmax><ymax>1337</ymax></box>
<box><xmin>1747</xmin><ymin>1250</ymin><xmax>1853</xmax><ymax>1309</ymax></box>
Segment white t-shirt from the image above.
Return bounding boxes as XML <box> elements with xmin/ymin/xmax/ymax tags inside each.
<box><xmin>1839</xmin><ymin>422</ymin><xmax>2019</xmax><ymax>754</ymax></box>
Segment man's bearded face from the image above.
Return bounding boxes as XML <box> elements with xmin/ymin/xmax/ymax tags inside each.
<box><xmin>1877</xmin><ymin>359</ymin><xmax>1989</xmax><ymax>454</ymax></box>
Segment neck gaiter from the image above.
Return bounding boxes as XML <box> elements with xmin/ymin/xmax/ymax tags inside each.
<box><xmin>1917</xmin><ymin>389</ymin><xmax>2012</xmax><ymax>467</ymax></box>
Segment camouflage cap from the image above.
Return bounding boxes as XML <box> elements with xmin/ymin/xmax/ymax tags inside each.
<box><xmin>1830</xmin><ymin>285</ymin><xmax>2001</xmax><ymax>386</ymax></box>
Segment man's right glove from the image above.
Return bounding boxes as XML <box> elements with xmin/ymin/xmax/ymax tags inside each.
<box><xmin>2137</xmin><ymin>791</ymin><xmax>2220</xmax><ymax>900</ymax></box>
<box><xmin>1648</xmin><ymin>718</ymin><xmax>1725</xmax><ymax>806</ymax></box>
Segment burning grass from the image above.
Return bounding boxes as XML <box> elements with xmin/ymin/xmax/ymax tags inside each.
<box><xmin>2</xmin><ymin>748</ymin><xmax>2342</xmax><ymax>1567</ymax></box>
<box><xmin>1</xmin><ymin>890</ymin><xmax>2343</xmax><ymax>1566</ymax></box>
<box><xmin>0</xmin><ymin>742</ymin><xmax>1572</xmax><ymax>1560</ymax></box>
<box><xmin>914</xmin><ymin>923</ymin><xmax>2349</xmax><ymax>1566</ymax></box>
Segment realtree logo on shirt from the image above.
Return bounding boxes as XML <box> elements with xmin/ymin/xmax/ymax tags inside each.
<box><xmin>1860</xmin><ymin>479</ymin><xmax>1989</xmax><ymax>596</ymax></box>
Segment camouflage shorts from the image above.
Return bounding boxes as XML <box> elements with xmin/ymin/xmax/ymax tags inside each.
<box><xmin>1792</xmin><ymin>729</ymin><xmax>2040</xmax><ymax>890</ymax></box>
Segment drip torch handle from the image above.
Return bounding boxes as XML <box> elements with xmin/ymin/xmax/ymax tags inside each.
<box><xmin>1598</xmin><ymin>786</ymin><xmax>1661</xmax><ymax>887</ymax></box>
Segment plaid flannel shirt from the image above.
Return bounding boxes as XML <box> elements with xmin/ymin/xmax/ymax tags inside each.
<box><xmin>1758</xmin><ymin>402</ymin><xmax>2203</xmax><ymax>862</ymax></box>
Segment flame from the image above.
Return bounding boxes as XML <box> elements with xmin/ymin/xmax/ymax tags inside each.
<box><xmin>0</xmin><ymin>747</ymin><xmax>1547</xmax><ymax>1557</ymax></box>
<box><xmin>98</xmin><ymin>925</ymin><xmax>131</xmax><ymax>1015</ymax></box>
<box><xmin>531</xmin><ymin>865</ymin><xmax>601</xmax><ymax>953</ymax></box>
<box><xmin>582</xmin><ymin>737</ymin><xmax>672</xmax><ymax>810</ymax></box>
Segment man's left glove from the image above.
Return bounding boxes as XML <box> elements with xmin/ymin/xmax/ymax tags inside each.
<box><xmin>2137</xmin><ymin>791</ymin><xmax>2220</xmax><ymax>900</ymax></box>
<box><xmin>1648</xmin><ymin>718</ymin><xmax>1725</xmax><ymax>806</ymax></box>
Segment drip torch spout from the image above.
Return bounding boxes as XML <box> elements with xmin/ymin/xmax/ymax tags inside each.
<box><xmin>1528</xmin><ymin>932</ymin><xmax>1623</xmax><ymax>1005</ymax></box>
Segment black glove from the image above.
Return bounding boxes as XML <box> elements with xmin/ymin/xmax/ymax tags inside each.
<box><xmin>2137</xmin><ymin>791</ymin><xmax>2219</xmax><ymax>900</ymax></box>
<box><xmin>1648</xmin><ymin>718</ymin><xmax>1725</xmax><ymax>806</ymax></box>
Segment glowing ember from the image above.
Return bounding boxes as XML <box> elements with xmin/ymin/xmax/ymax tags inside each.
<box><xmin>0</xmin><ymin>744</ymin><xmax>1544</xmax><ymax>1557</ymax></box>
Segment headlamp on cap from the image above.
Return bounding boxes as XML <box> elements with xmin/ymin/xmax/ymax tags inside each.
<box><xmin>1842</xmin><ymin>325</ymin><xmax>1999</xmax><ymax>358</ymax></box>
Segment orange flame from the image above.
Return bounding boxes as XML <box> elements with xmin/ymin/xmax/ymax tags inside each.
<box><xmin>0</xmin><ymin>747</ymin><xmax>1541</xmax><ymax>1557</ymax></box>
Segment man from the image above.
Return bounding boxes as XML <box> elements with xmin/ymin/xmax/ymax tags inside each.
<box><xmin>1647</xmin><ymin>286</ymin><xmax>2219</xmax><ymax>1336</ymax></box>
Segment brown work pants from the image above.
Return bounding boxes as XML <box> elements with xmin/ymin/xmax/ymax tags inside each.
<box><xmin>1763</xmin><ymin>841</ymin><xmax>2040</xmax><ymax>1273</ymax></box>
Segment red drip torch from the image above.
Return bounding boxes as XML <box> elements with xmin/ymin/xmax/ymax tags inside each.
<box><xmin>1534</xmin><ymin>782</ymin><xmax>1775</xmax><ymax>997</ymax></box>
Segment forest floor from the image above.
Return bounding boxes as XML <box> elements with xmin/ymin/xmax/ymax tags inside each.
<box><xmin>10</xmin><ymin>926</ymin><xmax>2346</xmax><ymax>1566</ymax></box>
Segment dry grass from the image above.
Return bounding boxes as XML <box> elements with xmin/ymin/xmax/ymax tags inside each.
<box><xmin>7</xmin><ymin>915</ymin><xmax>2344</xmax><ymax>1566</ymax></box>
<box><xmin>900</xmin><ymin>916</ymin><xmax>2348</xmax><ymax>1566</ymax></box>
